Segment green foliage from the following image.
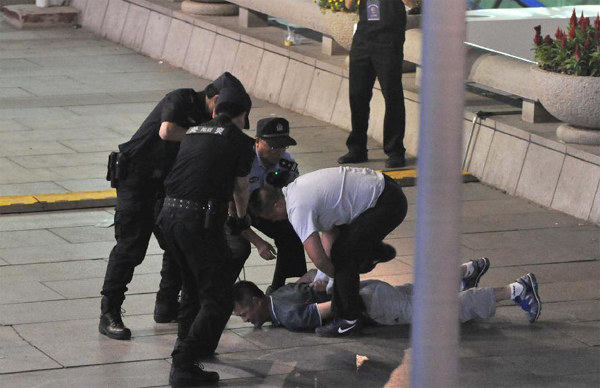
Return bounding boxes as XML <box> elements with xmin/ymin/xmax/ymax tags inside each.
<box><xmin>533</xmin><ymin>9</ymin><xmax>600</xmax><ymax>77</ymax></box>
<box><xmin>316</xmin><ymin>0</ymin><xmax>358</xmax><ymax>14</ymax></box>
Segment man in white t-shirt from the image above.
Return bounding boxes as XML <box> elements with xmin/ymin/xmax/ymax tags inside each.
<box><xmin>248</xmin><ymin>166</ymin><xmax>408</xmax><ymax>337</ymax></box>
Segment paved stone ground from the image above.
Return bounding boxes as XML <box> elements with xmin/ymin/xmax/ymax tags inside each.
<box><xmin>0</xmin><ymin>17</ymin><xmax>599</xmax><ymax>388</ymax></box>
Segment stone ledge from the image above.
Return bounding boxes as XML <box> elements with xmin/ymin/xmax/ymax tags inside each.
<box><xmin>1</xmin><ymin>4</ymin><xmax>77</xmax><ymax>29</ymax></box>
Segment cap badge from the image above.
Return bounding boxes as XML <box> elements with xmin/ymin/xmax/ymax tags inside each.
<box><xmin>276</xmin><ymin>124</ymin><xmax>284</xmax><ymax>132</ymax></box>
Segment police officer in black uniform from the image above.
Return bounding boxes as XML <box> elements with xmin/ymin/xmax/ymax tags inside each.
<box><xmin>226</xmin><ymin>117</ymin><xmax>307</xmax><ymax>294</ymax></box>
<box><xmin>338</xmin><ymin>0</ymin><xmax>408</xmax><ymax>168</ymax></box>
<box><xmin>100</xmin><ymin>72</ymin><xmax>250</xmax><ymax>341</ymax></box>
<box><xmin>158</xmin><ymin>87</ymin><xmax>254</xmax><ymax>387</ymax></box>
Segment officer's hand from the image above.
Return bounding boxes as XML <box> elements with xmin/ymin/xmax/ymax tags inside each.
<box><xmin>309</xmin><ymin>280</ymin><xmax>328</xmax><ymax>292</ymax></box>
<box><xmin>257</xmin><ymin>240</ymin><xmax>277</xmax><ymax>261</ymax></box>
<box><xmin>225</xmin><ymin>215</ymin><xmax>241</xmax><ymax>235</ymax></box>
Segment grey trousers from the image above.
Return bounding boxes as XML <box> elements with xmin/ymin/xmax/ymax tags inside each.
<box><xmin>359</xmin><ymin>280</ymin><xmax>497</xmax><ymax>325</ymax></box>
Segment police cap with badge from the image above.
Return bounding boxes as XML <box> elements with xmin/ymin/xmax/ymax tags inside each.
<box><xmin>211</xmin><ymin>72</ymin><xmax>252</xmax><ymax>129</ymax></box>
<box><xmin>257</xmin><ymin>117</ymin><xmax>299</xmax><ymax>188</ymax></box>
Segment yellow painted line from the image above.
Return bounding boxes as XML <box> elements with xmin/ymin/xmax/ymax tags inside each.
<box><xmin>0</xmin><ymin>190</ymin><xmax>116</xmax><ymax>207</ymax></box>
<box><xmin>34</xmin><ymin>190</ymin><xmax>116</xmax><ymax>203</ymax></box>
<box><xmin>0</xmin><ymin>195</ymin><xmax>37</xmax><ymax>207</ymax></box>
<box><xmin>381</xmin><ymin>169</ymin><xmax>473</xmax><ymax>179</ymax></box>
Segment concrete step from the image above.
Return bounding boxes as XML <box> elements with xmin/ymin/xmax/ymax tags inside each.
<box><xmin>1</xmin><ymin>4</ymin><xmax>77</xmax><ymax>29</ymax></box>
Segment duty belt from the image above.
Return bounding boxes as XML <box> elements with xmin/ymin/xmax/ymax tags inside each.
<box><xmin>163</xmin><ymin>197</ymin><xmax>208</xmax><ymax>211</ymax></box>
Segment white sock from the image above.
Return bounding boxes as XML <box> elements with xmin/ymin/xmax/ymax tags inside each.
<box><xmin>510</xmin><ymin>282</ymin><xmax>524</xmax><ymax>300</ymax></box>
<box><xmin>463</xmin><ymin>262</ymin><xmax>475</xmax><ymax>278</ymax></box>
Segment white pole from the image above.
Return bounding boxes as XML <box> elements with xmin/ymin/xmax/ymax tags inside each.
<box><xmin>410</xmin><ymin>0</ymin><xmax>467</xmax><ymax>387</ymax></box>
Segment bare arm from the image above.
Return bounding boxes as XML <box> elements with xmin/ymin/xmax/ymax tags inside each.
<box><xmin>241</xmin><ymin>228</ymin><xmax>277</xmax><ymax>260</ymax></box>
<box><xmin>158</xmin><ymin>121</ymin><xmax>188</xmax><ymax>141</ymax></box>
<box><xmin>303</xmin><ymin>232</ymin><xmax>335</xmax><ymax>277</ymax></box>
<box><xmin>316</xmin><ymin>301</ymin><xmax>332</xmax><ymax>321</ymax></box>
<box><xmin>321</xmin><ymin>228</ymin><xmax>339</xmax><ymax>258</ymax></box>
<box><xmin>233</xmin><ymin>175</ymin><xmax>249</xmax><ymax>218</ymax></box>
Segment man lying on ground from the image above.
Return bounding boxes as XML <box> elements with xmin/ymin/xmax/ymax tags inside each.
<box><xmin>232</xmin><ymin>258</ymin><xmax>541</xmax><ymax>334</ymax></box>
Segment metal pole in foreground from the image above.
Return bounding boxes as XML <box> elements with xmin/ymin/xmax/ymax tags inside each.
<box><xmin>410</xmin><ymin>0</ymin><xmax>467</xmax><ymax>387</ymax></box>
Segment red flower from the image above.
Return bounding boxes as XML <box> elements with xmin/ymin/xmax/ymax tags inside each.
<box><xmin>544</xmin><ymin>35</ymin><xmax>553</xmax><ymax>45</ymax></box>
<box><xmin>570</xmin><ymin>8</ymin><xmax>577</xmax><ymax>27</ymax></box>
<box><xmin>595</xmin><ymin>30</ymin><xmax>600</xmax><ymax>43</ymax></box>
<box><xmin>584</xmin><ymin>36</ymin><xmax>591</xmax><ymax>51</ymax></box>
<box><xmin>574</xmin><ymin>44</ymin><xmax>581</xmax><ymax>61</ymax></box>
<box><xmin>579</xmin><ymin>16</ymin><xmax>590</xmax><ymax>31</ymax></box>
<box><xmin>579</xmin><ymin>11</ymin><xmax>586</xmax><ymax>29</ymax></box>
<box><xmin>533</xmin><ymin>25</ymin><xmax>542</xmax><ymax>46</ymax></box>
<box><xmin>569</xmin><ymin>25</ymin><xmax>577</xmax><ymax>40</ymax></box>
<box><xmin>595</xmin><ymin>13</ymin><xmax>600</xmax><ymax>30</ymax></box>
<box><xmin>562</xmin><ymin>36</ymin><xmax>567</xmax><ymax>49</ymax></box>
<box><xmin>555</xmin><ymin>27</ymin><xmax>563</xmax><ymax>40</ymax></box>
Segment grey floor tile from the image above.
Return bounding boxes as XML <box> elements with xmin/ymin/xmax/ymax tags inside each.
<box><xmin>0</xmin><ymin>344</ymin><xmax>63</xmax><ymax>374</ymax></box>
<box><xmin>541</xmin><ymin>279</ymin><xmax>600</xmax><ymax>303</ymax></box>
<box><xmin>0</xmin><ymin>293</ymin><xmax>155</xmax><ymax>325</ymax></box>
<box><xmin>0</xmin><ymin>241</ymin><xmax>115</xmax><ymax>265</ymax></box>
<box><xmin>0</xmin><ymin>279</ymin><xmax>65</xmax><ymax>304</ymax></box>
<box><xmin>55</xmin><ymin>178</ymin><xmax>112</xmax><ymax>192</ymax></box>
<box><xmin>0</xmin><ymin>359</ymin><xmax>171</xmax><ymax>388</ymax></box>
<box><xmin>9</xmin><ymin>152</ymin><xmax>107</xmax><ymax>169</ymax></box>
<box><xmin>0</xmin><ymin>229</ymin><xmax>67</xmax><ymax>249</ymax></box>
<box><xmin>0</xmin><ymin>209</ymin><xmax>112</xmax><ymax>232</ymax></box>
<box><xmin>509</xmin><ymin>346</ymin><xmax>600</xmax><ymax>376</ymax></box>
<box><xmin>43</xmin><ymin>272</ymin><xmax>161</xmax><ymax>299</ymax></box>
<box><xmin>0</xmin><ymin>259</ymin><xmax>114</xmax><ymax>283</ymax></box>
<box><xmin>459</xmin><ymin>322</ymin><xmax>588</xmax><ymax>357</ymax></box>
<box><xmin>15</xmin><ymin>114</ymin><xmax>139</xmax><ymax>131</ymax></box>
<box><xmin>0</xmin><ymin>181</ymin><xmax>67</xmax><ymax>196</ymax></box>
<box><xmin>49</xmin><ymin>225</ymin><xmax>114</xmax><ymax>244</ymax></box>
<box><xmin>545</xmin><ymin>321</ymin><xmax>600</xmax><ymax>346</ymax></box>
<box><xmin>0</xmin><ymin>119</ymin><xmax>32</xmax><ymax>132</ymax></box>
<box><xmin>59</xmin><ymin>138</ymin><xmax>127</xmax><ymax>153</ymax></box>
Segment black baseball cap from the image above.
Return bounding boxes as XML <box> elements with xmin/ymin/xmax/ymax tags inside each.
<box><xmin>212</xmin><ymin>72</ymin><xmax>251</xmax><ymax>129</ymax></box>
<box><xmin>215</xmin><ymin>87</ymin><xmax>251</xmax><ymax>119</ymax></box>
<box><xmin>256</xmin><ymin>117</ymin><xmax>297</xmax><ymax>149</ymax></box>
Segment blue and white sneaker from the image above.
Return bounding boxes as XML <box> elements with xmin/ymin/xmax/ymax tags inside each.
<box><xmin>461</xmin><ymin>257</ymin><xmax>490</xmax><ymax>291</ymax></box>
<box><xmin>514</xmin><ymin>273</ymin><xmax>542</xmax><ymax>323</ymax></box>
<box><xmin>315</xmin><ymin>318</ymin><xmax>362</xmax><ymax>337</ymax></box>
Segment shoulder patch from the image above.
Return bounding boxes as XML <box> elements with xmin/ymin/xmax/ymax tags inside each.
<box><xmin>279</xmin><ymin>158</ymin><xmax>298</xmax><ymax>172</ymax></box>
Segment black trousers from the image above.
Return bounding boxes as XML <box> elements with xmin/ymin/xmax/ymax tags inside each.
<box><xmin>347</xmin><ymin>31</ymin><xmax>406</xmax><ymax>158</ymax></box>
<box><xmin>331</xmin><ymin>176</ymin><xmax>408</xmax><ymax>320</ymax></box>
<box><xmin>158</xmin><ymin>206</ymin><xmax>234</xmax><ymax>366</ymax></box>
<box><xmin>226</xmin><ymin>217</ymin><xmax>307</xmax><ymax>287</ymax></box>
<box><xmin>101</xmin><ymin>173</ymin><xmax>181</xmax><ymax>310</ymax></box>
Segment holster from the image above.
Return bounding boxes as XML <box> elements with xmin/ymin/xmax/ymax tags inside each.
<box><xmin>106</xmin><ymin>152</ymin><xmax>128</xmax><ymax>188</ymax></box>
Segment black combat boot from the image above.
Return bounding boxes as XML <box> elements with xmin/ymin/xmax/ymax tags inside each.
<box><xmin>99</xmin><ymin>296</ymin><xmax>131</xmax><ymax>340</ymax></box>
<box><xmin>169</xmin><ymin>362</ymin><xmax>219</xmax><ymax>387</ymax></box>
<box><xmin>154</xmin><ymin>297</ymin><xmax>180</xmax><ymax>323</ymax></box>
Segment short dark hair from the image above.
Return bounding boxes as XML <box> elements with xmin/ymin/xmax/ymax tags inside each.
<box><xmin>249</xmin><ymin>186</ymin><xmax>283</xmax><ymax>216</ymax></box>
<box><xmin>204</xmin><ymin>83</ymin><xmax>219</xmax><ymax>99</ymax></box>
<box><xmin>232</xmin><ymin>281</ymin><xmax>264</xmax><ymax>307</ymax></box>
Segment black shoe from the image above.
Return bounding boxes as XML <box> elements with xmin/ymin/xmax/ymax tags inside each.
<box><xmin>169</xmin><ymin>362</ymin><xmax>219</xmax><ymax>387</ymax></box>
<box><xmin>461</xmin><ymin>257</ymin><xmax>490</xmax><ymax>291</ymax></box>
<box><xmin>154</xmin><ymin>300</ymin><xmax>180</xmax><ymax>323</ymax></box>
<box><xmin>316</xmin><ymin>318</ymin><xmax>362</xmax><ymax>337</ymax></box>
<box><xmin>338</xmin><ymin>151</ymin><xmax>368</xmax><ymax>164</ymax></box>
<box><xmin>99</xmin><ymin>310</ymin><xmax>131</xmax><ymax>340</ymax></box>
<box><xmin>385</xmin><ymin>155</ymin><xmax>406</xmax><ymax>168</ymax></box>
<box><xmin>359</xmin><ymin>243</ymin><xmax>396</xmax><ymax>273</ymax></box>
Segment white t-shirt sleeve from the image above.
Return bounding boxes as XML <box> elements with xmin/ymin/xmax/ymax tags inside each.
<box><xmin>289</xmin><ymin>207</ymin><xmax>319</xmax><ymax>243</ymax></box>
